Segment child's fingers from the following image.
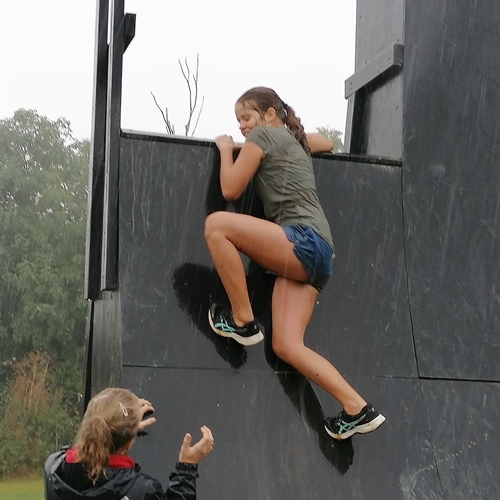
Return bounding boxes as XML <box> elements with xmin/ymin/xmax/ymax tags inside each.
<box><xmin>181</xmin><ymin>433</ymin><xmax>192</xmax><ymax>449</ymax></box>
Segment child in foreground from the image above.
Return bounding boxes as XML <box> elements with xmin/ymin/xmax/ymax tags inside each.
<box><xmin>44</xmin><ymin>387</ymin><xmax>214</xmax><ymax>499</ymax></box>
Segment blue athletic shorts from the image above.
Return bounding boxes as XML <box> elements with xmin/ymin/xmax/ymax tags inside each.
<box><xmin>282</xmin><ymin>224</ymin><xmax>334</xmax><ymax>292</ymax></box>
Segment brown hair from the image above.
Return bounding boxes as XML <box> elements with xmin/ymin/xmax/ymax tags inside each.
<box><xmin>237</xmin><ymin>87</ymin><xmax>311</xmax><ymax>154</ymax></box>
<box><xmin>74</xmin><ymin>388</ymin><xmax>141</xmax><ymax>483</ymax></box>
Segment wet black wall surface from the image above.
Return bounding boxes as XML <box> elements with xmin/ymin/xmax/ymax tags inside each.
<box><xmin>123</xmin><ymin>368</ymin><xmax>441</xmax><ymax>500</ymax></box>
<box><xmin>87</xmin><ymin>132</ymin><xmax>494</xmax><ymax>499</ymax></box>
<box><xmin>403</xmin><ymin>0</ymin><xmax>500</xmax><ymax>381</ymax></box>
<box><xmin>117</xmin><ymin>136</ymin><xmax>414</xmax><ymax>379</ymax></box>
<box><xmin>115</xmin><ymin>133</ymin><xmax>438</xmax><ymax>498</ymax></box>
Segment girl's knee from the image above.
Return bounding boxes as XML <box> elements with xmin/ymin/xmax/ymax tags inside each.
<box><xmin>204</xmin><ymin>211</ymin><xmax>225</xmax><ymax>241</ymax></box>
<box><xmin>272</xmin><ymin>336</ymin><xmax>299</xmax><ymax>362</ymax></box>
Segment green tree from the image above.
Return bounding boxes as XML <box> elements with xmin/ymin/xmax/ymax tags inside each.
<box><xmin>0</xmin><ymin>109</ymin><xmax>88</xmax><ymax>425</ymax></box>
<box><xmin>316</xmin><ymin>126</ymin><xmax>344</xmax><ymax>153</ymax></box>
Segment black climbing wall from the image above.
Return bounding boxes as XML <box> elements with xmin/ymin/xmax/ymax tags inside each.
<box><xmin>403</xmin><ymin>0</ymin><xmax>500</xmax><ymax>381</ymax></box>
<box><xmin>111</xmin><ymin>133</ymin><xmax>441</xmax><ymax>499</ymax></box>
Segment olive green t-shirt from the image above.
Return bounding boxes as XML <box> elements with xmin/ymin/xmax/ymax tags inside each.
<box><xmin>246</xmin><ymin>126</ymin><xmax>333</xmax><ymax>249</ymax></box>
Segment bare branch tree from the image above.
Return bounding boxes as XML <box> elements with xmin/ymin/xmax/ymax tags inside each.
<box><xmin>151</xmin><ymin>54</ymin><xmax>204</xmax><ymax>136</ymax></box>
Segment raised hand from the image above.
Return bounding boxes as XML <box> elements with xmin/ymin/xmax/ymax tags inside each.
<box><xmin>137</xmin><ymin>398</ymin><xmax>156</xmax><ymax>431</ymax></box>
<box><xmin>178</xmin><ymin>425</ymin><xmax>214</xmax><ymax>464</ymax></box>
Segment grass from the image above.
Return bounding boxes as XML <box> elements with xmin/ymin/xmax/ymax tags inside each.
<box><xmin>0</xmin><ymin>477</ymin><xmax>44</xmax><ymax>500</ymax></box>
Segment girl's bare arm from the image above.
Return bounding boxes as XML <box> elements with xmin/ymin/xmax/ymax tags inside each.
<box><xmin>306</xmin><ymin>133</ymin><xmax>334</xmax><ymax>153</ymax></box>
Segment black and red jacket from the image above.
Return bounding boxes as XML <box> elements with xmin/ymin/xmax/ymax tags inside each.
<box><xmin>44</xmin><ymin>446</ymin><xmax>199</xmax><ymax>500</ymax></box>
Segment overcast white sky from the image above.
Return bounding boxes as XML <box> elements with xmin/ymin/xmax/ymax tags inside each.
<box><xmin>0</xmin><ymin>0</ymin><xmax>356</xmax><ymax>142</ymax></box>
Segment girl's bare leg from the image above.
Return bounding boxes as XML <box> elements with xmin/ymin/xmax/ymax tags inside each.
<box><xmin>204</xmin><ymin>211</ymin><xmax>307</xmax><ymax>325</ymax></box>
<box><xmin>205</xmin><ymin>211</ymin><xmax>366</xmax><ymax>413</ymax></box>
<box><xmin>271</xmin><ymin>277</ymin><xmax>367</xmax><ymax>415</ymax></box>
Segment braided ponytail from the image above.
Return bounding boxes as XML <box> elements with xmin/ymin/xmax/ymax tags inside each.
<box><xmin>282</xmin><ymin>103</ymin><xmax>311</xmax><ymax>155</ymax></box>
<box><xmin>237</xmin><ymin>87</ymin><xmax>311</xmax><ymax>154</ymax></box>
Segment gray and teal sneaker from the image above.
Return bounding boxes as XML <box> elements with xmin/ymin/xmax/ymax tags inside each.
<box><xmin>208</xmin><ymin>304</ymin><xmax>264</xmax><ymax>346</ymax></box>
<box><xmin>324</xmin><ymin>404</ymin><xmax>385</xmax><ymax>440</ymax></box>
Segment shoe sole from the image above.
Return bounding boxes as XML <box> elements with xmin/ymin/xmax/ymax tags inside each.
<box><xmin>325</xmin><ymin>414</ymin><xmax>386</xmax><ymax>440</ymax></box>
<box><xmin>208</xmin><ymin>310</ymin><xmax>264</xmax><ymax>347</ymax></box>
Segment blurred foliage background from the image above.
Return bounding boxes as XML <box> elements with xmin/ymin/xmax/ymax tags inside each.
<box><xmin>0</xmin><ymin>110</ymin><xmax>88</xmax><ymax>477</ymax></box>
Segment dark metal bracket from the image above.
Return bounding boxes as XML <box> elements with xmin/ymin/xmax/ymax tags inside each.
<box><xmin>344</xmin><ymin>43</ymin><xmax>404</xmax><ymax>153</ymax></box>
<box><xmin>124</xmin><ymin>13</ymin><xmax>136</xmax><ymax>53</ymax></box>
